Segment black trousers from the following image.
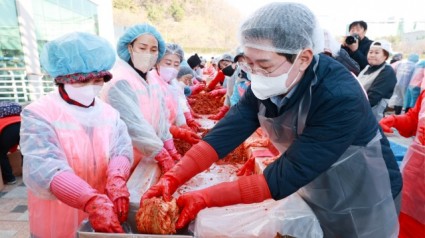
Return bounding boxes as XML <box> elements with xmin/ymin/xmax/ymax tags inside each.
<box><xmin>0</xmin><ymin>122</ymin><xmax>20</xmax><ymax>182</ymax></box>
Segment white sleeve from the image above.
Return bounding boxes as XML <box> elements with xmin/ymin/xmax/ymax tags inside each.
<box><xmin>106</xmin><ymin>80</ymin><xmax>163</xmax><ymax>157</ymax></box>
<box><xmin>21</xmin><ymin>108</ymin><xmax>73</xmax><ymax>199</ymax></box>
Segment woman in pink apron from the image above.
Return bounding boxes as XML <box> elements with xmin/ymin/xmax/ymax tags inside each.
<box><xmin>380</xmin><ymin>90</ymin><xmax>425</xmax><ymax>237</ymax></box>
<box><xmin>20</xmin><ymin>32</ymin><xmax>133</xmax><ymax>238</ymax></box>
<box><xmin>100</xmin><ymin>24</ymin><xmax>180</xmax><ymax>174</ymax></box>
<box><xmin>149</xmin><ymin>43</ymin><xmax>200</xmax><ymax>144</ymax></box>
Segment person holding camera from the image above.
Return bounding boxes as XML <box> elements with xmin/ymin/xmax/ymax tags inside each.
<box><xmin>342</xmin><ymin>20</ymin><xmax>373</xmax><ymax>72</ymax></box>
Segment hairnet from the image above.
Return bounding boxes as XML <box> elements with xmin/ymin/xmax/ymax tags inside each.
<box><xmin>117</xmin><ymin>23</ymin><xmax>165</xmax><ymax>62</ymax></box>
<box><xmin>239</xmin><ymin>2</ymin><xmax>324</xmax><ymax>55</ymax></box>
<box><xmin>391</xmin><ymin>53</ymin><xmax>403</xmax><ymax>62</ymax></box>
<box><xmin>165</xmin><ymin>43</ymin><xmax>184</xmax><ymax>62</ymax></box>
<box><xmin>40</xmin><ymin>32</ymin><xmax>115</xmax><ymax>79</ymax></box>
<box><xmin>218</xmin><ymin>53</ymin><xmax>234</xmax><ymax>63</ymax></box>
<box><xmin>177</xmin><ymin>65</ymin><xmax>195</xmax><ymax>79</ymax></box>
<box><xmin>234</xmin><ymin>46</ymin><xmax>244</xmax><ymax>62</ymax></box>
<box><xmin>407</xmin><ymin>53</ymin><xmax>419</xmax><ymax>63</ymax></box>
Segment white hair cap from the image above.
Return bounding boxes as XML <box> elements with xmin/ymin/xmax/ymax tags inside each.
<box><xmin>370</xmin><ymin>40</ymin><xmax>393</xmax><ymax>55</ymax></box>
<box><xmin>239</xmin><ymin>2</ymin><xmax>324</xmax><ymax>55</ymax></box>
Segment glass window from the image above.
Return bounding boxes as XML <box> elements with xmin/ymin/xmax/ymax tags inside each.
<box><xmin>32</xmin><ymin>0</ymin><xmax>99</xmax><ymax>55</ymax></box>
<box><xmin>0</xmin><ymin>0</ymin><xmax>24</xmax><ymax>69</ymax></box>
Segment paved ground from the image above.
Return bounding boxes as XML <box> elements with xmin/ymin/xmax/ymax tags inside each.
<box><xmin>0</xmin><ymin>176</ymin><xmax>29</xmax><ymax>238</ymax></box>
<box><xmin>0</xmin><ymin>129</ymin><xmax>414</xmax><ymax>238</ymax></box>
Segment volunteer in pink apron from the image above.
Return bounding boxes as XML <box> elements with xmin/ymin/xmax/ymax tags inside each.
<box><xmin>380</xmin><ymin>90</ymin><xmax>425</xmax><ymax>237</ymax></box>
<box><xmin>149</xmin><ymin>43</ymin><xmax>200</xmax><ymax>144</ymax></box>
<box><xmin>142</xmin><ymin>3</ymin><xmax>401</xmax><ymax>237</ymax></box>
<box><xmin>100</xmin><ymin>24</ymin><xmax>180</xmax><ymax>173</ymax></box>
<box><xmin>20</xmin><ymin>32</ymin><xmax>133</xmax><ymax>238</ymax></box>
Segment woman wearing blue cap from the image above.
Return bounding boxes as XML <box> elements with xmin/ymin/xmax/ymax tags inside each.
<box><xmin>100</xmin><ymin>24</ymin><xmax>180</xmax><ymax>174</ymax></box>
<box><xmin>20</xmin><ymin>32</ymin><xmax>133</xmax><ymax>237</ymax></box>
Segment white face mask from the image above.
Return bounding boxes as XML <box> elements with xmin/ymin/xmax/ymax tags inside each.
<box><xmin>159</xmin><ymin>66</ymin><xmax>178</xmax><ymax>83</ymax></box>
<box><xmin>250</xmin><ymin>54</ymin><xmax>300</xmax><ymax>100</ymax></box>
<box><xmin>64</xmin><ymin>84</ymin><xmax>102</xmax><ymax>106</ymax></box>
<box><xmin>131</xmin><ymin>51</ymin><xmax>158</xmax><ymax>73</ymax></box>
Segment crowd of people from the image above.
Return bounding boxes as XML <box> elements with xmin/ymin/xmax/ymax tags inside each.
<box><xmin>0</xmin><ymin>1</ymin><xmax>424</xmax><ymax>238</ymax></box>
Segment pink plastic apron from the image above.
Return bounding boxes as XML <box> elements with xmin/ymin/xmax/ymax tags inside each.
<box><xmin>27</xmin><ymin>96</ymin><xmax>116</xmax><ymax>238</ymax></box>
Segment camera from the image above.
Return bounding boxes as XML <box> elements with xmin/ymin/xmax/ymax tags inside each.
<box><xmin>345</xmin><ymin>34</ymin><xmax>359</xmax><ymax>45</ymax></box>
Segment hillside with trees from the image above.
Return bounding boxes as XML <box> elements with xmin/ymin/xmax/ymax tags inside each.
<box><xmin>113</xmin><ymin>0</ymin><xmax>243</xmax><ymax>55</ymax></box>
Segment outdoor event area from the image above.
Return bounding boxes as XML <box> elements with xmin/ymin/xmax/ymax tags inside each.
<box><xmin>1</xmin><ymin>0</ymin><xmax>424</xmax><ymax>237</ymax></box>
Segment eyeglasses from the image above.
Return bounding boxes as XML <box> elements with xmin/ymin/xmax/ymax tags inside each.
<box><xmin>238</xmin><ymin>60</ymin><xmax>286</xmax><ymax>77</ymax></box>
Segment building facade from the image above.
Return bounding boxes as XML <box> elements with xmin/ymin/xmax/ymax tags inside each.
<box><xmin>0</xmin><ymin>0</ymin><xmax>114</xmax><ymax>103</ymax></box>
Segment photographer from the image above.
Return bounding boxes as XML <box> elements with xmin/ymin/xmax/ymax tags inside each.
<box><xmin>342</xmin><ymin>20</ymin><xmax>373</xmax><ymax>72</ymax></box>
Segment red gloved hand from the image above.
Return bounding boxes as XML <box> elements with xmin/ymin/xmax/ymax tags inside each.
<box><xmin>170</xmin><ymin>125</ymin><xmax>201</xmax><ymax>144</ymax></box>
<box><xmin>141</xmin><ymin>141</ymin><xmax>218</xmax><ymax>204</ymax></box>
<box><xmin>164</xmin><ymin>139</ymin><xmax>182</xmax><ymax>161</ymax></box>
<box><xmin>209</xmin><ymin>88</ymin><xmax>226</xmax><ymax>98</ymax></box>
<box><xmin>184</xmin><ymin>112</ymin><xmax>201</xmax><ymax>131</ymax></box>
<box><xmin>379</xmin><ymin>115</ymin><xmax>396</xmax><ymax>133</ymax></box>
<box><xmin>154</xmin><ymin>148</ymin><xmax>176</xmax><ymax>174</ymax></box>
<box><xmin>236</xmin><ymin>156</ymin><xmax>256</xmax><ymax>176</ymax></box>
<box><xmin>206</xmin><ymin>71</ymin><xmax>225</xmax><ymax>91</ymax></box>
<box><xmin>208</xmin><ymin>106</ymin><xmax>230</xmax><ymax>120</ymax></box>
<box><xmin>176</xmin><ymin>175</ymin><xmax>272</xmax><ymax>229</ymax></box>
<box><xmin>85</xmin><ymin>194</ymin><xmax>124</xmax><ymax>233</ymax></box>
<box><xmin>190</xmin><ymin>84</ymin><xmax>205</xmax><ymax>95</ymax></box>
<box><xmin>105</xmin><ymin>156</ymin><xmax>131</xmax><ymax>223</ymax></box>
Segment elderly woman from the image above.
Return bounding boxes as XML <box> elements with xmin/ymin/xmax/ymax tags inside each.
<box><xmin>100</xmin><ymin>24</ymin><xmax>180</xmax><ymax>174</ymax></box>
<box><xmin>357</xmin><ymin>40</ymin><xmax>397</xmax><ymax>121</ymax></box>
<box><xmin>142</xmin><ymin>3</ymin><xmax>401</xmax><ymax>237</ymax></box>
<box><xmin>20</xmin><ymin>32</ymin><xmax>133</xmax><ymax>237</ymax></box>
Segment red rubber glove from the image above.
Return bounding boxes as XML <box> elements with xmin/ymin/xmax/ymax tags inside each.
<box><xmin>382</xmin><ymin>114</ymin><xmax>418</xmax><ymax>138</ymax></box>
<box><xmin>190</xmin><ymin>84</ymin><xmax>205</xmax><ymax>95</ymax></box>
<box><xmin>155</xmin><ymin>148</ymin><xmax>176</xmax><ymax>174</ymax></box>
<box><xmin>105</xmin><ymin>156</ymin><xmax>131</xmax><ymax>223</ymax></box>
<box><xmin>50</xmin><ymin>171</ymin><xmax>124</xmax><ymax>232</ymax></box>
<box><xmin>85</xmin><ymin>194</ymin><xmax>125</xmax><ymax>233</ymax></box>
<box><xmin>164</xmin><ymin>139</ymin><xmax>182</xmax><ymax>161</ymax></box>
<box><xmin>170</xmin><ymin>125</ymin><xmax>201</xmax><ymax>144</ymax></box>
<box><xmin>208</xmin><ymin>106</ymin><xmax>230</xmax><ymax>120</ymax></box>
<box><xmin>379</xmin><ymin>115</ymin><xmax>396</xmax><ymax>133</ymax></box>
<box><xmin>206</xmin><ymin>71</ymin><xmax>225</xmax><ymax>91</ymax></box>
<box><xmin>176</xmin><ymin>175</ymin><xmax>272</xmax><ymax>229</ymax></box>
<box><xmin>140</xmin><ymin>141</ymin><xmax>218</xmax><ymax>205</ymax></box>
<box><xmin>209</xmin><ymin>88</ymin><xmax>227</xmax><ymax>98</ymax></box>
<box><xmin>184</xmin><ymin>112</ymin><xmax>201</xmax><ymax>131</ymax></box>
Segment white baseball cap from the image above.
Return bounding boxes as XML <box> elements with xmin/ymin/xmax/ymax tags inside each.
<box><xmin>370</xmin><ymin>40</ymin><xmax>393</xmax><ymax>55</ymax></box>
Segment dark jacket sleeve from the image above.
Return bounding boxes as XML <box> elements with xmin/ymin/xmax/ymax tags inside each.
<box><xmin>203</xmin><ymin>87</ymin><xmax>260</xmax><ymax>158</ymax></box>
<box><xmin>263</xmin><ymin>70</ymin><xmax>369</xmax><ymax>199</ymax></box>
<box><xmin>343</xmin><ymin>37</ymin><xmax>372</xmax><ymax>71</ymax></box>
<box><xmin>367</xmin><ymin>65</ymin><xmax>397</xmax><ymax>107</ymax></box>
